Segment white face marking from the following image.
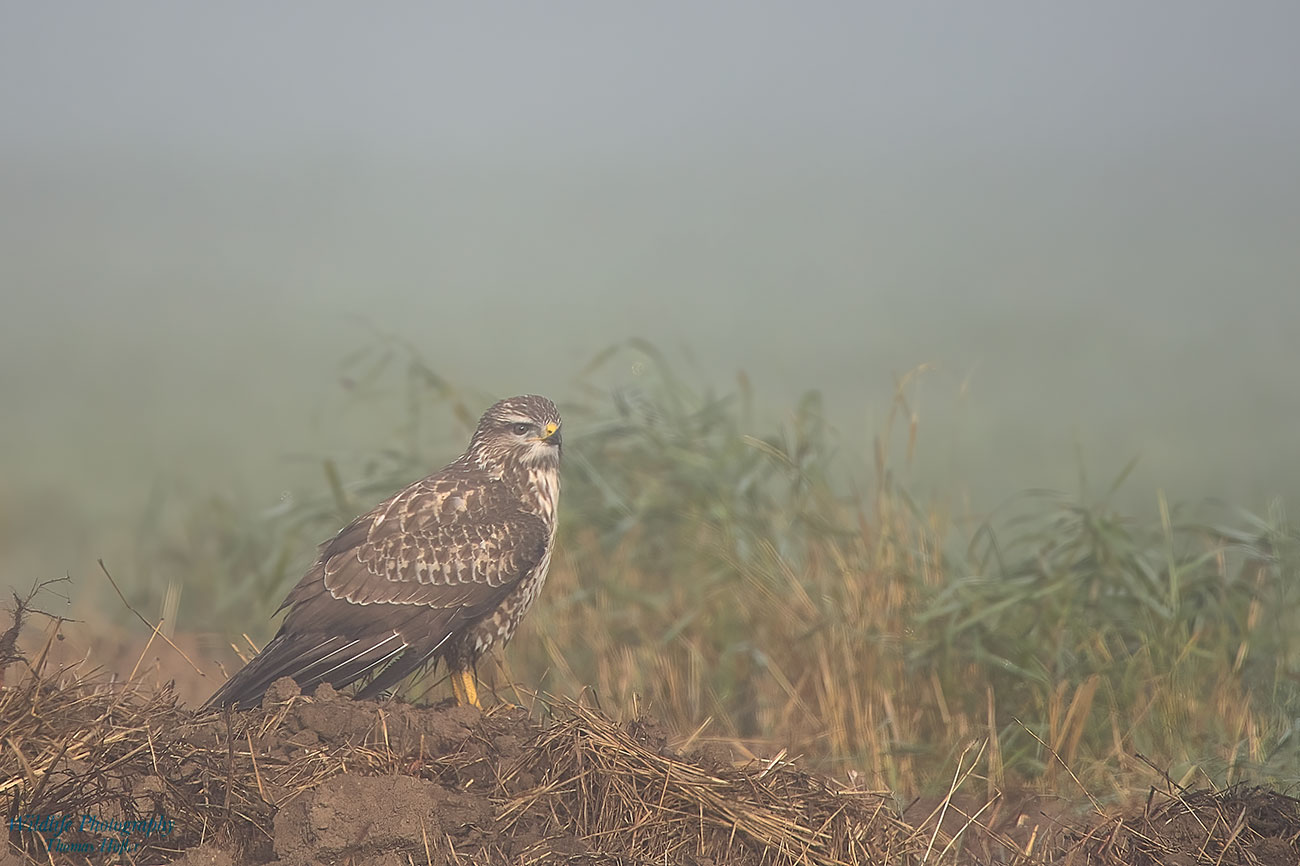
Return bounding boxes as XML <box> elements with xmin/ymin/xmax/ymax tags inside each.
<box><xmin>521</xmin><ymin>439</ymin><xmax>559</xmax><ymax>467</ymax></box>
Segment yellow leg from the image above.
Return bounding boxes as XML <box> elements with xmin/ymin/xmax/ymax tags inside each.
<box><xmin>450</xmin><ymin>668</ymin><xmax>480</xmax><ymax>708</ymax></box>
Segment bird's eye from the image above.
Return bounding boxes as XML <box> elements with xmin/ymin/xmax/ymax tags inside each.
<box><xmin>512</xmin><ymin>423</ymin><xmax>532</xmax><ymax>436</ymax></box>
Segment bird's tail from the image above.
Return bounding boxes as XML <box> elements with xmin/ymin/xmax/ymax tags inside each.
<box><xmin>200</xmin><ymin>630</ymin><xmax>411</xmax><ymax>711</ymax></box>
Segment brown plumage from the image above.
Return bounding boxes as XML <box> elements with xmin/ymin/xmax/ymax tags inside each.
<box><xmin>202</xmin><ymin>395</ymin><xmax>562</xmax><ymax>710</ymax></box>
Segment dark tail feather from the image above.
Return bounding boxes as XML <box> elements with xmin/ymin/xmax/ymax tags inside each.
<box><xmin>353</xmin><ymin>623</ymin><xmax>463</xmax><ymax>700</ymax></box>
<box><xmin>200</xmin><ymin>633</ymin><xmax>321</xmax><ymax>710</ymax></box>
<box><xmin>200</xmin><ymin>631</ymin><xmax>409</xmax><ymax>711</ymax></box>
<box><xmin>353</xmin><ymin>647</ymin><xmax>439</xmax><ymax>700</ymax></box>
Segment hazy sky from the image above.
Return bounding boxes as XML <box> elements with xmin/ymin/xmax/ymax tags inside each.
<box><xmin>2</xmin><ymin>3</ymin><xmax>1299</xmax><ymax>581</ymax></box>
<box><xmin>4</xmin><ymin>4</ymin><xmax>1299</xmax><ymax>159</ymax></box>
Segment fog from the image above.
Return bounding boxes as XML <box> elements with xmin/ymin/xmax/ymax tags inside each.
<box><xmin>2</xmin><ymin>2</ymin><xmax>1298</xmax><ymax>581</ymax></box>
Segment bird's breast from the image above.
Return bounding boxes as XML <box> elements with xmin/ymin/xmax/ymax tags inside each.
<box><xmin>526</xmin><ymin>466</ymin><xmax>561</xmax><ymax>523</ymax></box>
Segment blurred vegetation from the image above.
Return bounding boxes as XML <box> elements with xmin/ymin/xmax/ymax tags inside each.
<box><xmin>135</xmin><ymin>337</ymin><xmax>1299</xmax><ymax>799</ymax></box>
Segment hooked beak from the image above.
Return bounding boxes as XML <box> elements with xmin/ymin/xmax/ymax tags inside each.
<box><xmin>536</xmin><ymin>421</ymin><xmax>562</xmax><ymax>447</ymax></box>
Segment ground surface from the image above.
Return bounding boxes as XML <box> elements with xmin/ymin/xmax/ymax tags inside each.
<box><xmin>4</xmin><ymin>671</ymin><xmax>1300</xmax><ymax>865</ymax></box>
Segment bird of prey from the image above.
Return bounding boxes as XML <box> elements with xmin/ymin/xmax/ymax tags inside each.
<box><xmin>202</xmin><ymin>395</ymin><xmax>562</xmax><ymax>710</ymax></box>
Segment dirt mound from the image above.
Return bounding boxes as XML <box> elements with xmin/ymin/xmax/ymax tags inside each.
<box><xmin>4</xmin><ymin>668</ymin><xmax>1299</xmax><ymax>865</ymax></box>
<box><xmin>1069</xmin><ymin>785</ymin><xmax>1300</xmax><ymax>866</ymax></box>
<box><xmin>3</xmin><ymin>674</ymin><xmax>912</xmax><ymax>864</ymax></box>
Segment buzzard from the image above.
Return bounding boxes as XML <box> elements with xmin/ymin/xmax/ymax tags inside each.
<box><xmin>203</xmin><ymin>395</ymin><xmax>562</xmax><ymax>710</ymax></box>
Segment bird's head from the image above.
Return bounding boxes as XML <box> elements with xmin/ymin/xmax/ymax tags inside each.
<box><xmin>466</xmin><ymin>395</ymin><xmax>563</xmax><ymax>472</ymax></box>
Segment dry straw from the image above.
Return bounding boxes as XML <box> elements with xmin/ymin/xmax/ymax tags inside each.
<box><xmin>4</xmin><ymin>612</ymin><xmax>1299</xmax><ymax>864</ymax></box>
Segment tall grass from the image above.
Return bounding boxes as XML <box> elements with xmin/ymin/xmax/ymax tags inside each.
<box><xmin>144</xmin><ymin>337</ymin><xmax>1300</xmax><ymax>798</ymax></box>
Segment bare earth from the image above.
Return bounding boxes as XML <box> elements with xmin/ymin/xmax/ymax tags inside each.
<box><xmin>4</xmin><ymin>666</ymin><xmax>1300</xmax><ymax>865</ymax></box>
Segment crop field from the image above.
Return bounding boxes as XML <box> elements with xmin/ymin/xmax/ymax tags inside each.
<box><xmin>3</xmin><ymin>341</ymin><xmax>1298</xmax><ymax>864</ymax></box>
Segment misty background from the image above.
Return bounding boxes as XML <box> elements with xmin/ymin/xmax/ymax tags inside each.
<box><xmin>2</xmin><ymin>3</ymin><xmax>1298</xmax><ymax>588</ymax></box>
